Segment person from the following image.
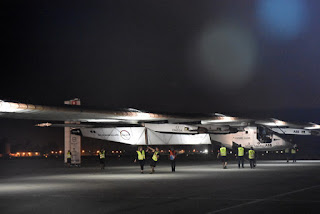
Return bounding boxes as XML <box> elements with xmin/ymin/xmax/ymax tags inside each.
<box><xmin>168</xmin><ymin>147</ymin><xmax>184</xmax><ymax>172</ymax></box>
<box><xmin>285</xmin><ymin>148</ymin><xmax>290</xmax><ymax>163</ymax></box>
<box><xmin>248</xmin><ymin>147</ymin><xmax>255</xmax><ymax>169</ymax></box>
<box><xmin>148</xmin><ymin>146</ymin><xmax>160</xmax><ymax>174</ymax></box>
<box><xmin>237</xmin><ymin>144</ymin><xmax>245</xmax><ymax>168</ymax></box>
<box><xmin>66</xmin><ymin>150</ymin><xmax>72</xmax><ymax>167</ymax></box>
<box><xmin>217</xmin><ymin>145</ymin><xmax>228</xmax><ymax>169</ymax></box>
<box><xmin>134</xmin><ymin>146</ymin><xmax>145</xmax><ymax>173</ymax></box>
<box><xmin>291</xmin><ymin>146</ymin><xmax>297</xmax><ymax>163</ymax></box>
<box><xmin>99</xmin><ymin>148</ymin><xmax>106</xmax><ymax>170</ymax></box>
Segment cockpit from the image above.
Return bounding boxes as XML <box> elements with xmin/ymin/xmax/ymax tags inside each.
<box><xmin>257</xmin><ymin>126</ymin><xmax>273</xmax><ymax>143</ymax></box>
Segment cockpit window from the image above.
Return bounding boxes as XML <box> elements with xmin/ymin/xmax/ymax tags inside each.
<box><xmin>257</xmin><ymin>126</ymin><xmax>273</xmax><ymax>143</ymax></box>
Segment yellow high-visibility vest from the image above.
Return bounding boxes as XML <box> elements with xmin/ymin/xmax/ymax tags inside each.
<box><xmin>67</xmin><ymin>152</ymin><xmax>71</xmax><ymax>158</ymax></box>
<box><xmin>152</xmin><ymin>151</ymin><xmax>159</xmax><ymax>161</ymax></box>
<box><xmin>249</xmin><ymin>150</ymin><xmax>255</xmax><ymax>159</ymax></box>
<box><xmin>291</xmin><ymin>148</ymin><xmax>296</xmax><ymax>154</ymax></box>
<box><xmin>285</xmin><ymin>148</ymin><xmax>290</xmax><ymax>153</ymax></box>
<box><xmin>137</xmin><ymin>150</ymin><xmax>145</xmax><ymax>160</ymax></box>
<box><xmin>99</xmin><ymin>151</ymin><xmax>105</xmax><ymax>159</ymax></box>
<box><xmin>238</xmin><ymin>147</ymin><xmax>244</xmax><ymax>156</ymax></box>
<box><xmin>220</xmin><ymin>147</ymin><xmax>227</xmax><ymax>156</ymax></box>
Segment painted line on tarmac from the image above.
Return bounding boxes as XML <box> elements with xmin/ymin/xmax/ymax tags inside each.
<box><xmin>206</xmin><ymin>184</ymin><xmax>320</xmax><ymax>214</ymax></box>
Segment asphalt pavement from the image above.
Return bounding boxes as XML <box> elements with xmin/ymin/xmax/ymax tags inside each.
<box><xmin>0</xmin><ymin>159</ymin><xmax>320</xmax><ymax>214</ymax></box>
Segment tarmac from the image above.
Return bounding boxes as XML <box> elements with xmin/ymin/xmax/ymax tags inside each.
<box><xmin>1</xmin><ymin>159</ymin><xmax>320</xmax><ymax>214</ymax></box>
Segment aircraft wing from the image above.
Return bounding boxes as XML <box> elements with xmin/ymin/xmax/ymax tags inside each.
<box><xmin>0</xmin><ymin>100</ymin><xmax>319</xmax><ymax>135</ymax></box>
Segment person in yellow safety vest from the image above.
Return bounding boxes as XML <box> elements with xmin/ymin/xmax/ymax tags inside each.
<box><xmin>291</xmin><ymin>147</ymin><xmax>297</xmax><ymax>163</ymax></box>
<box><xmin>147</xmin><ymin>146</ymin><xmax>160</xmax><ymax>174</ymax></box>
<box><xmin>285</xmin><ymin>148</ymin><xmax>290</xmax><ymax>163</ymax></box>
<box><xmin>248</xmin><ymin>147</ymin><xmax>255</xmax><ymax>169</ymax></box>
<box><xmin>99</xmin><ymin>148</ymin><xmax>106</xmax><ymax>170</ymax></box>
<box><xmin>67</xmin><ymin>150</ymin><xmax>72</xmax><ymax>168</ymax></box>
<box><xmin>237</xmin><ymin>144</ymin><xmax>245</xmax><ymax>168</ymax></box>
<box><xmin>217</xmin><ymin>145</ymin><xmax>228</xmax><ymax>169</ymax></box>
<box><xmin>134</xmin><ymin>146</ymin><xmax>146</xmax><ymax>173</ymax></box>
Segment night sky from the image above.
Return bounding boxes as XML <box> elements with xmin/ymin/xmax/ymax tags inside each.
<box><xmin>1</xmin><ymin>0</ymin><xmax>320</xmax><ymax>150</ymax></box>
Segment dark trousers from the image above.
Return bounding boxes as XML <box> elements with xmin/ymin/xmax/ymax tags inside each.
<box><xmin>250</xmin><ymin>159</ymin><xmax>255</xmax><ymax>168</ymax></box>
<box><xmin>170</xmin><ymin>160</ymin><xmax>176</xmax><ymax>172</ymax></box>
<box><xmin>139</xmin><ymin>160</ymin><xmax>145</xmax><ymax>170</ymax></box>
<box><xmin>238</xmin><ymin>156</ymin><xmax>244</xmax><ymax>168</ymax></box>
<box><xmin>292</xmin><ymin>154</ymin><xmax>296</xmax><ymax>162</ymax></box>
<box><xmin>100</xmin><ymin>158</ymin><xmax>105</xmax><ymax>169</ymax></box>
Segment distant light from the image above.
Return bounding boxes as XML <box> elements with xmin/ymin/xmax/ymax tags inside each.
<box><xmin>51</xmin><ymin>151</ymin><xmax>54</xmax><ymax>154</ymax></box>
<box><xmin>59</xmin><ymin>151</ymin><xmax>62</xmax><ymax>154</ymax></box>
<box><xmin>35</xmin><ymin>152</ymin><xmax>39</xmax><ymax>155</ymax></box>
<box><xmin>36</xmin><ymin>123</ymin><xmax>52</xmax><ymax>127</ymax></box>
<box><xmin>96</xmin><ymin>150</ymin><xmax>100</xmax><ymax>153</ymax></box>
<box><xmin>204</xmin><ymin>149</ymin><xmax>208</xmax><ymax>154</ymax></box>
<box><xmin>82</xmin><ymin>150</ymin><xmax>85</xmax><ymax>153</ymax></box>
<box><xmin>192</xmin><ymin>21</ymin><xmax>257</xmax><ymax>91</ymax></box>
<box><xmin>256</xmin><ymin>0</ymin><xmax>308</xmax><ymax>40</ymax></box>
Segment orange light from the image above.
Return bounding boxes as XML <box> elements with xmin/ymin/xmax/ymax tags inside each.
<box><xmin>35</xmin><ymin>152</ymin><xmax>39</xmax><ymax>155</ymax></box>
<box><xmin>22</xmin><ymin>152</ymin><xmax>25</xmax><ymax>156</ymax></box>
<box><xmin>96</xmin><ymin>150</ymin><xmax>100</xmax><ymax>153</ymax></box>
<box><xmin>82</xmin><ymin>150</ymin><xmax>85</xmax><ymax>153</ymax></box>
<box><xmin>59</xmin><ymin>150</ymin><xmax>62</xmax><ymax>154</ymax></box>
<box><xmin>112</xmin><ymin>151</ymin><xmax>114</xmax><ymax>153</ymax></box>
<box><xmin>28</xmin><ymin>152</ymin><xmax>31</xmax><ymax>156</ymax></box>
<box><xmin>51</xmin><ymin>151</ymin><xmax>54</xmax><ymax>154</ymax></box>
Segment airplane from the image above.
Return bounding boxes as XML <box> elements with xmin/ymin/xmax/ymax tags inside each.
<box><xmin>0</xmin><ymin>99</ymin><xmax>319</xmax><ymax>154</ymax></box>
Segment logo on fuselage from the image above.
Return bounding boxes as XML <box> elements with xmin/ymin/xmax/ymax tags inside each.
<box><xmin>120</xmin><ymin>130</ymin><xmax>131</xmax><ymax>140</ymax></box>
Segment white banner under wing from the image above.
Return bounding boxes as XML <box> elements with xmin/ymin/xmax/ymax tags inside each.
<box><xmin>81</xmin><ymin>127</ymin><xmax>146</xmax><ymax>145</ymax></box>
<box><xmin>81</xmin><ymin>127</ymin><xmax>211</xmax><ymax>145</ymax></box>
<box><xmin>147</xmin><ymin>129</ymin><xmax>211</xmax><ymax>145</ymax></box>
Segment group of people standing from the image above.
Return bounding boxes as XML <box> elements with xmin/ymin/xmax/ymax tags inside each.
<box><xmin>217</xmin><ymin>144</ymin><xmax>256</xmax><ymax>169</ymax></box>
<box><xmin>285</xmin><ymin>147</ymin><xmax>297</xmax><ymax>163</ymax></box>
<box><xmin>134</xmin><ymin>146</ymin><xmax>183</xmax><ymax>174</ymax></box>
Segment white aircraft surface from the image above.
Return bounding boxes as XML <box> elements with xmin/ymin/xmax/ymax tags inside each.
<box><xmin>0</xmin><ymin>99</ymin><xmax>319</xmax><ymax>151</ymax></box>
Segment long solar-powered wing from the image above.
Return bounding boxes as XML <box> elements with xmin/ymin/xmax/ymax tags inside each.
<box><xmin>0</xmin><ymin>99</ymin><xmax>319</xmax><ymax>135</ymax></box>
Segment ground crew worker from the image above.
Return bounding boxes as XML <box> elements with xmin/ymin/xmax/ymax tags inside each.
<box><xmin>248</xmin><ymin>147</ymin><xmax>255</xmax><ymax>169</ymax></box>
<box><xmin>99</xmin><ymin>148</ymin><xmax>106</xmax><ymax>170</ymax></box>
<box><xmin>66</xmin><ymin>150</ymin><xmax>72</xmax><ymax>168</ymax></box>
<box><xmin>291</xmin><ymin>147</ymin><xmax>297</xmax><ymax>163</ymax></box>
<box><xmin>217</xmin><ymin>145</ymin><xmax>227</xmax><ymax>169</ymax></box>
<box><xmin>237</xmin><ymin>144</ymin><xmax>245</xmax><ymax>168</ymax></box>
<box><xmin>285</xmin><ymin>148</ymin><xmax>290</xmax><ymax>163</ymax></box>
<box><xmin>169</xmin><ymin>147</ymin><xmax>184</xmax><ymax>172</ymax></box>
<box><xmin>148</xmin><ymin>146</ymin><xmax>159</xmax><ymax>174</ymax></box>
<box><xmin>134</xmin><ymin>146</ymin><xmax>145</xmax><ymax>173</ymax></box>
